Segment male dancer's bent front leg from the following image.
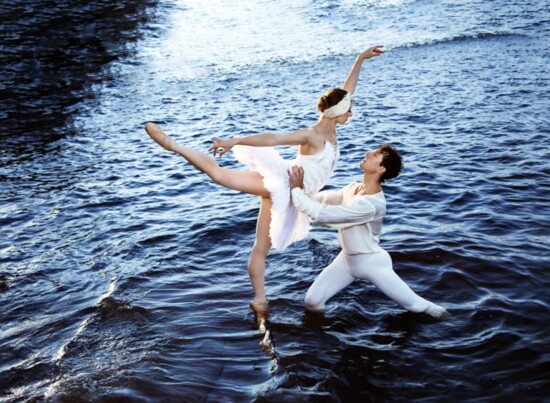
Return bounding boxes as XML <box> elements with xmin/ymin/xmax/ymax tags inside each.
<box><xmin>305</xmin><ymin>250</ymin><xmax>449</xmax><ymax>318</ymax></box>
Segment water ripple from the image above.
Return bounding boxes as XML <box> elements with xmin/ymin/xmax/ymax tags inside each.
<box><xmin>1</xmin><ymin>0</ymin><xmax>549</xmax><ymax>401</ymax></box>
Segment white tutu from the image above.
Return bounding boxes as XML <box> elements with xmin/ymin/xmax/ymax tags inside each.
<box><xmin>233</xmin><ymin>142</ymin><xmax>339</xmax><ymax>250</ymax></box>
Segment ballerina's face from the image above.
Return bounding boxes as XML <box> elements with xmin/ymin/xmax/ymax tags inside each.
<box><xmin>335</xmin><ymin>105</ymin><xmax>353</xmax><ymax>125</ymax></box>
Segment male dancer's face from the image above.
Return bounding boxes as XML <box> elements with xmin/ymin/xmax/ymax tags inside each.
<box><xmin>359</xmin><ymin>148</ymin><xmax>385</xmax><ymax>173</ymax></box>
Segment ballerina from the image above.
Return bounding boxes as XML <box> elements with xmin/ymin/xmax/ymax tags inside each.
<box><xmin>145</xmin><ymin>46</ymin><xmax>384</xmax><ymax>314</ymax></box>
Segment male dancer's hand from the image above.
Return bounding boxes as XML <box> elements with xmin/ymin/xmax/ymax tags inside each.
<box><xmin>289</xmin><ymin>166</ymin><xmax>304</xmax><ymax>189</ymax></box>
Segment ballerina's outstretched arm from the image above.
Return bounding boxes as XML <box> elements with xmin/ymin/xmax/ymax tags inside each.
<box><xmin>343</xmin><ymin>46</ymin><xmax>384</xmax><ymax>95</ymax></box>
<box><xmin>145</xmin><ymin>123</ymin><xmax>325</xmax><ymax>197</ymax></box>
<box><xmin>209</xmin><ymin>128</ymin><xmax>318</xmax><ymax>157</ymax></box>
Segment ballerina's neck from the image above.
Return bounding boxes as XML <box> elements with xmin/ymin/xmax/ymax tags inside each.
<box><xmin>310</xmin><ymin>126</ymin><xmax>337</xmax><ymax>146</ymax></box>
<box><xmin>298</xmin><ymin>140</ymin><xmax>334</xmax><ymax>157</ymax></box>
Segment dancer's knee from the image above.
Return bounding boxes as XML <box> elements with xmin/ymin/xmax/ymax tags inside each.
<box><xmin>251</xmin><ymin>229</ymin><xmax>271</xmax><ymax>257</ymax></box>
<box><xmin>250</xmin><ymin>242</ymin><xmax>270</xmax><ymax>260</ymax></box>
<box><xmin>206</xmin><ymin>166</ymin><xmax>224</xmax><ymax>183</ymax></box>
<box><xmin>304</xmin><ymin>288</ymin><xmax>324</xmax><ymax>311</ymax></box>
<box><xmin>247</xmin><ymin>234</ymin><xmax>269</xmax><ymax>277</ymax></box>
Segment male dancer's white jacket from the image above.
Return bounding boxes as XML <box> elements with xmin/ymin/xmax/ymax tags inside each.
<box><xmin>291</xmin><ymin>182</ymin><xmax>448</xmax><ymax>318</ymax></box>
<box><xmin>292</xmin><ymin>181</ymin><xmax>385</xmax><ymax>254</ymax></box>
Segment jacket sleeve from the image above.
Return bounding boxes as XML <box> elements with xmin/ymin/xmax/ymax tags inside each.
<box><xmin>310</xmin><ymin>187</ymin><xmax>345</xmax><ymax>205</ymax></box>
<box><xmin>291</xmin><ymin>188</ymin><xmax>376</xmax><ymax>229</ymax></box>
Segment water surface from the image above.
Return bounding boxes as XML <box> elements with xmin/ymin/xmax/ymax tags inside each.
<box><xmin>1</xmin><ymin>0</ymin><xmax>549</xmax><ymax>401</ymax></box>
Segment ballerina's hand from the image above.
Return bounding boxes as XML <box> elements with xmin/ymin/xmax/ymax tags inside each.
<box><xmin>209</xmin><ymin>137</ymin><xmax>235</xmax><ymax>157</ymax></box>
<box><xmin>360</xmin><ymin>45</ymin><xmax>384</xmax><ymax>60</ymax></box>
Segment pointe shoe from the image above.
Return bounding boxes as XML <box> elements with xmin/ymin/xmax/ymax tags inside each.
<box><xmin>144</xmin><ymin>122</ymin><xmax>175</xmax><ymax>151</ymax></box>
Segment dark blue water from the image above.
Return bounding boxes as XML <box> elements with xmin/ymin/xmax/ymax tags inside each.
<box><xmin>1</xmin><ymin>0</ymin><xmax>549</xmax><ymax>401</ymax></box>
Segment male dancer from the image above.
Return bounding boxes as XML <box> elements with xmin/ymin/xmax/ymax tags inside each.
<box><xmin>289</xmin><ymin>145</ymin><xmax>449</xmax><ymax>318</ymax></box>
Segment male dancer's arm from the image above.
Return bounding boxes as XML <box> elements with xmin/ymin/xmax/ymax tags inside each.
<box><xmin>310</xmin><ymin>188</ymin><xmax>345</xmax><ymax>205</ymax></box>
<box><xmin>289</xmin><ymin>167</ymin><xmax>375</xmax><ymax>228</ymax></box>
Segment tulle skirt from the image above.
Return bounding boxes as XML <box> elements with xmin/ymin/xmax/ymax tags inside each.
<box><xmin>233</xmin><ymin>146</ymin><xmax>311</xmax><ymax>250</ymax></box>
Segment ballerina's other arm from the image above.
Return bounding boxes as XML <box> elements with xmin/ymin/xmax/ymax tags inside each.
<box><xmin>209</xmin><ymin>129</ymin><xmax>315</xmax><ymax>157</ymax></box>
<box><xmin>343</xmin><ymin>46</ymin><xmax>384</xmax><ymax>95</ymax></box>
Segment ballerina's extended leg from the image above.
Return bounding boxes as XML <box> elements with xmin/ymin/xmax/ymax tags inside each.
<box><xmin>145</xmin><ymin>123</ymin><xmax>270</xmax><ymax>197</ymax></box>
<box><xmin>145</xmin><ymin>122</ymin><xmax>273</xmax><ymax>315</ymax></box>
<box><xmin>145</xmin><ymin>122</ymin><xmax>177</xmax><ymax>151</ymax></box>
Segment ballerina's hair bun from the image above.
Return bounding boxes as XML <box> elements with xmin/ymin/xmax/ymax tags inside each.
<box><xmin>317</xmin><ymin>88</ymin><xmax>349</xmax><ymax>113</ymax></box>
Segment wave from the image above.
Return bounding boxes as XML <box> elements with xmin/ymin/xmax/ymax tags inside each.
<box><xmin>94</xmin><ymin>296</ymin><xmax>148</xmax><ymax>318</ymax></box>
<box><xmin>0</xmin><ymin>273</ymin><xmax>8</xmax><ymax>292</ymax></box>
<box><xmin>387</xmin><ymin>29</ymin><xmax>524</xmax><ymax>51</ymax></box>
<box><xmin>145</xmin><ymin>26</ymin><xmax>526</xmax><ymax>82</ymax></box>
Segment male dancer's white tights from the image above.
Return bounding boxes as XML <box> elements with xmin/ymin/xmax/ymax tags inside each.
<box><xmin>305</xmin><ymin>250</ymin><xmax>447</xmax><ymax>317</ymax></box>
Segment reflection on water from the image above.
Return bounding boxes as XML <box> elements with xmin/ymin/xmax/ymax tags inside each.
<box><xmin>0</xmin><ymin>0</ymin><xmax>160</xmax><ymax>158</ymax></box>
